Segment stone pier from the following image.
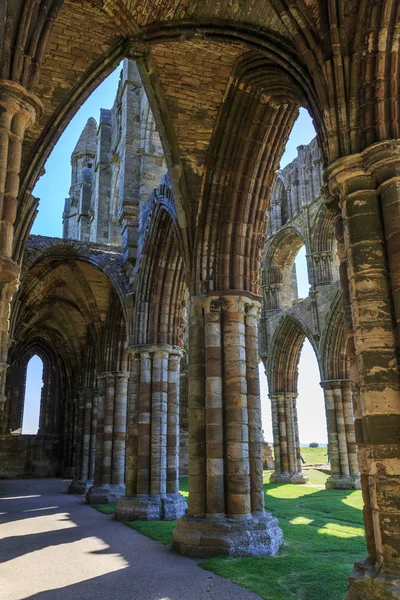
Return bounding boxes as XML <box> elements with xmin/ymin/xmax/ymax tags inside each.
<box><xmin>116</xmin><ymin>345</ymin><xmax>187</xmax><ymax>521</ymax></box>
<box><xmin>172</xmin><ymin>294</ymin><xmax>283</xmax><ymax>558</ymax></box>
<box><xmin>269</xmin><ymin>393</ymin><xmax>307</xmax><ymax>484</ymax></box>
<box><xmin>69</xmin><ymin>388</ymin><xmax>94</xmax><ymax>494</ymax></box>
<box><xmin>321</xmin><ymin>380</ymin><xmax>359</xmax><ymax>490</ymax></box>
<box><xmin>86</xmin><ymin>372</ymin><xmax>128</xmax><ymax>504</ymax></box>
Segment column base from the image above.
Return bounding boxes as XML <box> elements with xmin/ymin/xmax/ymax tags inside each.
<box><xmin>344</xmin><ymin>560</ymin><xmax>400</xmax><ymax>600</ymax></box>
<box><xmin>172</xmin><ymin>511</ymin><xmax>283</xmax><ymax>558</ymax></box>
<box><xmin>86</xmin><ymin>484</ymin><xmax>126</xmax><ymax>504</ymax></box>
<box><xmin>115</xmin><ymin>493</ymin><xmax>187</xmax><ymax>521</ymax></box>
<box><xmin>326</xmin><ymin>475</ymin><xmax>361</xmax><ymax>490</ymax></box>
<box><xmin>269</xmin><ymin>471</ymin><xmax>308</xmax><ymax>484</ymax></box>
<box><xmin>69</xmin><ymin>479</ymin><xmax>93</xmax><ymax>495</ymax></box>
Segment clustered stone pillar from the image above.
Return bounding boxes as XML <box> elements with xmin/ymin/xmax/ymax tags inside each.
<box><xmin>69</xmin><ymin>389</ymin><xmax>95</xmax><ymax>494</ymax></box>
<box><xmin>0</xmin><ymin>82</ymin><xmax>42</xmax><ymax>375</ymax></box>
<box><xmin>269</xmin><ymin>393</ymin><xmax>307</xmax><ymax>484</ymax></box>
<box><xmin>86</xmin><ymin>372</ymin><xmax>128</xmax><ymax>504</ymax></box>
<box><xmin>116</xmin><ymin>345</ymin><xmax>187</xmax><ymax>520</ymax></box>
<box><xmin>328</xmin><ymin>142</ymin><xmax>400</xmax><ymax>600</ymax></box>
<box><xmin>172</xmin><ymin>294</ymin><xmax>282</xmax><ymax>558</ymax></box>
<box><xmin>179</xmin><ymin>354</ymin><xmax>189</xmax><ymax>475</ymax></box>
<box><xmin>320</xmin><ymin>380</ymin><xmax>359</xmax><ymax>490</ymax></box>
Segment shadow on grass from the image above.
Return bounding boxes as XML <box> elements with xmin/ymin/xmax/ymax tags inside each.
<box><xmin>203</xmin><ymin>483</ymin><xmax>365</xmax><ymax>600</ymax></box>
<box><xmin>91</xmin><ymin>477</ymin><xmax>365</xmax><ymax>600</ymax></box>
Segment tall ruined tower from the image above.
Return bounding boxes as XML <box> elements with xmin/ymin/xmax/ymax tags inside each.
<box><xmin>62</xmin><ymin>60</ymin><xmax>166</xmax><ymax>256</ymax></box>
<box><xmin>62</xmin><ymin>117</ymin><xmax>97</xmax><ymax>241</ymax></box>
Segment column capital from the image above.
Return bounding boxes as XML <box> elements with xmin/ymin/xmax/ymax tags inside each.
<box><xmin>326</xmin><ymin>138</ymin><xmax>400</xmax><ymax>200</ymax></box>
<box><xmin>269</xmin><ymin>392</ymin><xmax>298</xmax><ymax>401</ymax></box>
<box><xmin>0</xmin><ymin>79</ymin><xmax>43</xmax><ymax>123</ymax></box>
<box><xmin>127</xmin><ymin>343</ymin><xmax>183</xmax><ymax>357</ymax></box>
<box><xmin>320</xmin><ymin>379</ymin><xmax>351</xmax><ymax>391</ymax></box>
<box><xmin>190</xmin><ymin>291</ymin><xmax>262</xmax><ymax>315</ymax></box>
<box><xmin>97</xmin><ymin>371</ymin><xmax>129</xmax><ymax>380</ymax></box>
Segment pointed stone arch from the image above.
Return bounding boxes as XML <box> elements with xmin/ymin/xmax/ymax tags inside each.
<box><xmin>266</xmin><ymin>313</ymin><xmax>319</xmax><ymax>395</ymax></box>
<box><xmin>262</xmin><ymin>226</ymin><xmax>306</xmax><ymax>310</ymax></box>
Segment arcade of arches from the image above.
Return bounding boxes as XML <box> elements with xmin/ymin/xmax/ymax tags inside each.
<box><xmin>0</xmin><ymin>3</ymin><xmax>400</xmax><ymax>599</ymax></box>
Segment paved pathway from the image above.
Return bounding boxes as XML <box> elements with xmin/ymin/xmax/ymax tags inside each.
<box><xmin>0</xmin><ymin>479</ymin><xmax>261</xmax><ymax>600</ymax></box>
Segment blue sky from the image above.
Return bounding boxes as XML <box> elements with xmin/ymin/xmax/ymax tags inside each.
<box><xmin>25</xmin><ymin>66</ymin><xmax>326</xmax><ymax>444</ymax></box>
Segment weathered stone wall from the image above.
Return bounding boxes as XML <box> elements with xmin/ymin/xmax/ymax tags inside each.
<box><xmin>262</xmin><ymin>442</ymin><xmax>274</xmax><ymax>470</ymax></box>
<box><xmin>62</xmin><ymin>59</ymin><xmax>166</xmax><ymax>270</ymax></box>
<box><xmin>0</xmin><ymin>434</ymin><xmax>62</xmax><ymax>478</ymax></box>
<box><xmin>91</xmin><ymin>109</ymin><xmax>112</xmax><ymax>244</ymax></box>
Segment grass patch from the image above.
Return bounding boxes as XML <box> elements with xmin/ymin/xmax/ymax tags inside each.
<box><xmin>90</xmin><ymin>475</ymin><xmax>365</xmax><ymax>600</ymax></box>
<box><xmin>202</xmin><ymin>483</ymin><xmax>365</xmax><ymax>600</ymax></box>
<box><xmin>300</xmin><ymin>446</ymin><xmax>329</xmax><ymax>465</ymax></box>
<box><xmin>124</xmin><ymin>520</ymin><xmax>176</xmax><ymax>545</ymax></box>
<box><xmin>91</xmin><ymin>503</ymin><xmax>117</xmax><ymax>515</ymax></box>
<box><xmin>303</xmin><ymin>468</ymin><xmax>328</xmax><ymax>486</ymax></box>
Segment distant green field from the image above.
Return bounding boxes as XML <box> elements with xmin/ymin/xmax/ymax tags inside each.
<box><xmin>300</xmin><ymin>446</ymin><xmax>329</xmax><ymax>465</ymax></box>
<box><xmin>92</xmin><ymin>471</ymin><xmax>365</xmax><ymax>600</ymax></box>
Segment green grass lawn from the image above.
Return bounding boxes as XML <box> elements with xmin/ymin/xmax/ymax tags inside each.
<box><xmin>91</xmin><ymin>473</ymin><xmax>365</xmax><ymax>600</ymax></box>
<box><xmin>300</xmin><ymin>446</ymin><xmax>329</xmax><ymax>466</ymax></box>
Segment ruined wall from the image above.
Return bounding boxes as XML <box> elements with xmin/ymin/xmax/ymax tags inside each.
<box><xmin>260</xmin><ymin>138</ymin><xmax>341</xmax><ymax>370</ymax></box>
<box><xmin>0</xmin><ymin>434</ymin><xmax>62</xmax><ymax>479</ymax></box>
<box><xmin>62</xmin><ymin>59</ymin><xmax>166</xmax><ymax>262</ymax></box>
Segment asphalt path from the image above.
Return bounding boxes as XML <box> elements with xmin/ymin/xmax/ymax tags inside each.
<box><xmin>0</xmin><ymin>479</ymin><xmax>261</xmax><ymax>600</ymax></box>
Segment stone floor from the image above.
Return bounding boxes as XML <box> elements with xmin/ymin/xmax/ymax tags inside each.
<box><xmin>0</xmin><ymin>479</ymin><xmax>261</xmax><ymax>600</ymax></box>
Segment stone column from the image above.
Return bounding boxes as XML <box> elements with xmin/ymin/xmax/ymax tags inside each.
<box><xmin>88</xmin><ymin>391</ymin><xmax>98</xmax><ymax>481</ymax></box>
<box><xmin>0</xmin><ymin>82</ymin><xmax>42</xmax><ymax>374</ymax></box>
<box><xmin>172</xmin><ymin>294</ymin><xmax>282</xmax><ymax>558</ymax></box>
<box><xmin>321</xmin><ymin>380</ymin><xmax>360</xmax><ymax>490</ymax></box>
<box><xmin>86</xmin><ymin>372</ymin><xmax>128</xmax><ymax>504</ymax></box>
<box><xmin>69</xmin><ymin>389</ymin><xmax>94</xmax><ymax>494</ymax></box>
<box><xmin>63</xmin><ymin>399</ymin><xmax>75</xmax><ymax>477</ymax></box>
<box><xmin>328</xmin><ymin>143</ymin><xmax>400</xmax><ymax>600</ymax></box>
<box><xmin>116</xmin><ymin>345</ymin><xmax>187</xmax><ymax>521</ymax></box>
<box><xmin>179</xmin><ymin>353</ymin><xmax>189</xmax><ymax>475</ymax></box>
<box><xmin>111</xmin><ymin>373</ymin><xmax>129</xmax><ymax>493</ymax></box>
<box><xmin>269</xmin><ymin>393</ymin><xmax>307</xmax><ymax>484</ymax></box>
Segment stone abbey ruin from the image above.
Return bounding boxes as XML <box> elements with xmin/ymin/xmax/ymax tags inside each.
<box><xmin>0</xmin><ymin>2</ymin><xmax>400</xmax><ymax>599</ymax></box>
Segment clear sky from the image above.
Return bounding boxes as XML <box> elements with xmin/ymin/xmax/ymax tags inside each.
<box><xmin>21</xmin><ymin>355</ymin><xmax>43</xmax><ymax>434</ymax></box>
<box><xmin>32</xmin><ymin>63</ymin><xmax>123</xmax><ymax>237</ymax></box>
<box><xmin>26</xmin><ymin>66</ymin><xmax>326</xmax><ymax>444</ymax></box>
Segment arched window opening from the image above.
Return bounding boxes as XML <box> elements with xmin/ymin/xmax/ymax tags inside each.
<box><xmin>265</xmin><ymin>233</ymin><xmax>308</xmax><ymax>311</ymax></box>
<box><xmin>280</xmin><ymin>186</ymin><xmax>289</xmax><ymax>226</ymax></box>
<box><xmin>32</xmin><ymin>62</ymin><xmax>123</xmax><ymax>240</ymax></box>
<box><xmin>22</xmin><ymin>355</ymin><xmax>44</xmax><ymax>435</ymax></box>
<box><xmin>280</xmin><ymin>108</ymin><xmax>316</xmax><ymax>169</ymax></box>
<box><xmin>294</xmin><ymin>245</ymin><xmax>310</xmax><ymax>299</ymax></box>
<box><xmin>259</xmin><ymin>362</ymin><xmax>273</xmax><ymax>443</ymax></box>
<box><xmin>297</xmin><ymin>340</ymin><xmax>328</xmax><ymax>467</ymax></box>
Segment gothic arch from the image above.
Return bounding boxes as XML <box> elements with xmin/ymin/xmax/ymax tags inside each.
<box><xmin>193</xmin><ymin>51</ymin><xmax>304</xmax><ymax>296</ymax></box>
<box><xmin>262</xmin><ymin>226</ymin><xmax>306</xmax><ymax>310</ymax></box>
<box><xmin>5</xmin><ymin>336</ymin><xmax>70</xmax><ymax>436</ymax></box>
<box><xmin>266</xmin><ymin>313</ymin><xmax>319</xmax><ymax>394</ymax></box>
<box><xmin>12</xmin><ymin>242</ymin><xmax>128</xmax><ymax>378</ymax></box>
<box><xmin>310</xmin><ymin>203</ymin><xmax>339</xmax><ymax>286</ymax></box>
<box><xmin>313</xmin><ymin>203</ymin><xmax>336</xmax><ymax>254</ymax></box>
<box><xmin>22</xmin><ymin>237</ymin><xmax>131</xmax><ymax>324</ymax></box>
<box><xmin>134</xmin><ymin>178</ymin><xmax>188</xmax><ymax>348</ymax></box>
<box><xmin>319</xmin><ymin>291</ymin><xmax>348</xmax><ymax>381</ymax></box>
